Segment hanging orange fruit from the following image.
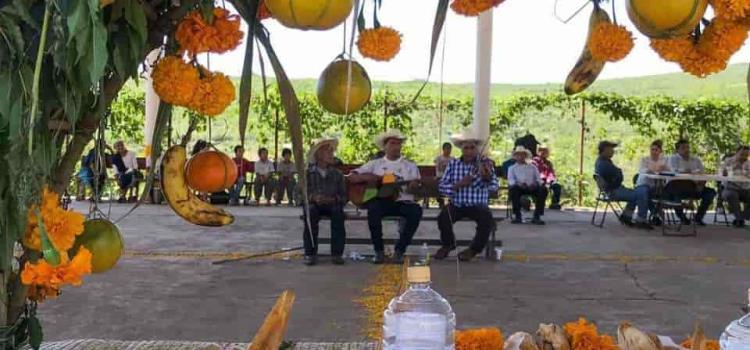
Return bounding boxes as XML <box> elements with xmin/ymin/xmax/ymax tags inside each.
<box><xmin>70</xmin><ymin>219</ymin><xmax>123</xmax><ymax>274</ymax></box>
<box><xmin>317</xmin><ymin>59</ymin><xmax>372</xmax><ymax>115</ymax></box>
<box><xmin>626</xmin><ymin>0</ymin><xmax>709</xmax><ymax>38</ymax></box>
<box><xmin>185</xmin><ymin>150</ymin><xmax>238</xmax><ymax>193</ymax></box>
<box><xmin>265</xmin><ymin>0</ymin><xmax>354</xmax><ymax>30</ymax></box>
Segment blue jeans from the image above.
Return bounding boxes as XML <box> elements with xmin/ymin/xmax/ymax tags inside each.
<box><xmin>610</xmin><ymin>185</ymin><xmax>650</xmax><ymax>222</ymax></box>
<box><xmin>229</xmin><ymin>176</ymin><xmax>245</xmax><ymax>203</ymax></box>
<box><xmin>367</xmin><ymin>199</ymin><xmax>423</xmax><ymax>254</ymax></box>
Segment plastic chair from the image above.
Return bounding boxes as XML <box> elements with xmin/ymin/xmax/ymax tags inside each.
<box><xmin>654</xmin><ymin>179</ymin><xmax>698</xmax><ymax>236</ymax></box>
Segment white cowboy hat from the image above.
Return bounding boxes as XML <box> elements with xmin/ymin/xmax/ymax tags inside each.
<box><xmin>450</xmin><ymin>127</ymin><xmax>486</xmax><ymax>149</ymax></box>
<box><xmin>512</xmin><ymin>145</ymin><xmax>533</xmax><ymax>159</ymax></box>
<box><xmin>374</xmin><ymin>130</ymin><xmax>407</xmax><ymax>150</ymax></box>
<box><xmin>307</xmin><ymin>138</ymin><xmax>339</xmax><ymax>164</ymax></box>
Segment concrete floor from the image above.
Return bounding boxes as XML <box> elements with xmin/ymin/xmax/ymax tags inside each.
<box><xmin>39</xmin><ymin>202</ymin><xmax>750</xmax><ymax>343</ymax></box>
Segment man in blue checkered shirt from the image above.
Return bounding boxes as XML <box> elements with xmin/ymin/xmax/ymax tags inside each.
<box><xmin>434</xmin><ymin>131</ymin><xmax>499</xmax><ymax>262</ymax></box>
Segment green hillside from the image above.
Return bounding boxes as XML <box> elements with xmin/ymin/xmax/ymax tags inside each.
<box><xmin>247</xmin><ymin>62</ymin><xmax>750</xmax><ymax>101</ymax></box>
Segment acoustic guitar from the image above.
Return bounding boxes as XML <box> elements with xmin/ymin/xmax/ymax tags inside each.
<box><xmin>346</xmin><ymin>176</ymin><xmax>422</xmax><ymax>208</ymax></box>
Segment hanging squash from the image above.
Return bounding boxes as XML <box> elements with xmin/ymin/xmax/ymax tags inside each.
<box><xmin>626</xmin><ymin>0</ymin><xmax>709</xmax><ymax>38</ymax></box>
<box><xmin>185</xmin><ymin>150</ymin><xmax>238</xmax><ymax>193</ymax></box>
<box><xmin>71</xmin><ymin>219</ymin><xmax>123</xmax><ymax>274</ymax></box>
<box><xmin>265</xmin><ymin>0</ymin><xmax>354</xmax><ymax>31</ymax></box>
<box><xmin>317</xmin><ymin>59</ymin><xmax>372</xmax><ymax>115</ymax></box>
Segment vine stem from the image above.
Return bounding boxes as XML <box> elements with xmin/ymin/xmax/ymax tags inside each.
<box><xmin>28</xmin><ymin>5</ymin><xmax>51</xmax><ymax>156</ymax></box>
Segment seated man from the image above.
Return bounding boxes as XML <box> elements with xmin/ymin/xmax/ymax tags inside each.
<box><xmin>533</xmin><ymin>145</ymin><xmax>562</xmax><ymax>210</ymax></box>
<box><xmin>229</xmin><ymin>145</ymin><xmax>253</xmax><ymax>206</ymax></box>
<box><xmin>254</xmin><ymin>147</ymin><xmax>276</xmax><ymax>206</ymax></box>
<box><xmin>303</xmin><ymin>139</ymin><xmax>347</xmax><ymax>266</ymax></box>
<box><xmin>720</xmin><ymin>145</ymin><xmax>750</xmax><ymax>227</ymax></box>
<box><xmin>435</xmin><ymin>130</ymin><xmax>498</xmax><ymax>262</ymax></box>
<box><xmin>508</xmin><ymin>146</ymin><xmax>547</xmax><ymax>225</ymax></box>
<box><xmin>276</xmin><ymin>148</ymin><xmax>297</xmax><ymax>206</ymax></box>
<box><xmin>666</xmin><ymin>139</ymin><xmax>717</xmax><ymax>225</ymax></box>
<box><xmin>636</xmin><ymin>140</ymin><xmax>672</xmax><ymax>225</ymax></box>
<box><xmin>348</xmin><ymin>130</ymin><xmax>422</xmax><ymax>264</ymax></box>
<box><xmin>77</xmin><ymin>141</ymin><xmax>108</xmax><ymax>201</ymax></box>
<box><xmin>595</xmin><ymin>141</ymin><xmax>652</xmax><ymax>229</ymax></box>
<box><xmin>111</xmin><ymin>140</ymin><xmax>140</xmax><ymax>203</ymax></box>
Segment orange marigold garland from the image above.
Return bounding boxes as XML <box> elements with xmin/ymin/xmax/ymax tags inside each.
<box><xmin>451</xmin><ymin>0</ymin><xmax>504</xmax><ymax>16</ymax></box>
<box><xmin>357</xmin><ymin>27</ymin><xmax>402</xmax><ymax>62</ymax></box>
<box><xmin>710</xmin><ymin>0</ymin><xmax>750</xmax><ymax>20</ymax></box>
<box><xmin>23</xmin><ymin>187</ymin><xmax>85</xmax><ymax>252</ymax></box>
<box><xmin>588</xmin><ymin>23</ymin><xmax>635</xmax><ymax>62</ymax></box>
<box><xmin>189</xmin><ymin>70</ymin><xmax>236</xmax><ymax>117</ymax></box>
<box><xmin>152</xmin><ymin>56</ymin><xmax>201</xmax><ymax>106</ymax></box>
<box><xmin>564</xmin><ymin>318</ymin><xmax>620</xmax><ymax>350</ymax></box>
<box><xmin>175</xmin><ymin>8</ymin><xmax>244</xmax><ymax>56</ymax></box>
<box><xmin>650</xmin><ymin>17</ymin><xmax>749</xmax><ymax>77</ymax></box>
<box><xmin>455</xmin><ymin>327</ymin><xmax>504</xmax><ymax>350</ymax></box>
<box><xmin>21</xmin><ymin>247</ymin><xmax>93</xmax><ymax>302</ymax></box>
<box><xmin>697</xmin><ymin>17</ymin><xmax>749</xmax><ymax>61</ymax></box>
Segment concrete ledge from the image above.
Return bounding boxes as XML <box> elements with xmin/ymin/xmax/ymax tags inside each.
<box><xmin>32</xmin><ymin>340</ymin><xmax>377</xmax><ymax>350</ymax></box>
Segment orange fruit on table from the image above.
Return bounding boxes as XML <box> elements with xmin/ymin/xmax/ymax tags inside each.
<box><xmin>626</xmin><ymin>0</ymin><xmax>708</xmax><ymax>38</ymax></box>
<box><xmin>185</xmin><ymin>150</ymin><xmax>238</xmax><ymax>193</ymax></box>
<box><xmin>317</xmin><ymin>59</ymin><xmax>372</xmax><ymax>115</ymax></box>
<box><xmin>71</xmin><ymin>219</ymin><xmax>124</xmax><ymax>273</ymax></box>
<box><xmin>265</xmin><ymin>0</ymin><xmax>354</xmax><ymax>30</ymax></box>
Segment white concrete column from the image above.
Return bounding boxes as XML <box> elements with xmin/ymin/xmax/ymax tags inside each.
<box><xmin>472</xmin><ymin>10</ymin><xmax>493</xmax><ymax>143</ymax></box>
<box><xmin>143</xmin><ymin>48</ymin><xmax>161</xmax><ymax>161</ymax></box>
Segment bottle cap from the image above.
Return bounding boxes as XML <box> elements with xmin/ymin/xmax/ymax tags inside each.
<box><xmin>407</xmin><ymin>266</ymin><xmax>431</xmax><ymax>283</ymax></box>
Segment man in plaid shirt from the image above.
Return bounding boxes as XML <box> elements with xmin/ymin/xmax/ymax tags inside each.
<box><xmin>434</xmin><ymin>130</ymin><xmax>499</xmax><ymax>262</ymax></box>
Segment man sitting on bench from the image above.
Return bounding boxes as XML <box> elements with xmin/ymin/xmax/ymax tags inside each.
<box><xmin>303</xmin><ymin>138</ymin><xmax>347</xmax><ymax>266</ymax></box>
<box><xmin>508</xmin><ymin>146</ymin><xmax>547</xmax><ymax>225</ymax></box>
<box><xmin>434</xmin><ymin>129</ymin><xmax>498</xmax><ymax>262</ymax></box>
<box><xmin>348</xmin><ymin>130</ymin><xmax>422</xmax><ymax>265</ymax></box>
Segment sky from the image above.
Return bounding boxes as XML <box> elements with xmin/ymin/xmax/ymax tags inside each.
<box><xmin>204</xmin><ymin>0</ymin><xmax>750</xmax><ymax>84</ymax></box>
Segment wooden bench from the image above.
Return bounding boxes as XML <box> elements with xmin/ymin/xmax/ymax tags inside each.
<box><xmin>301</xmin><ymin>211</ymin><xmax>503</xmax><ymax>259</ymax></box>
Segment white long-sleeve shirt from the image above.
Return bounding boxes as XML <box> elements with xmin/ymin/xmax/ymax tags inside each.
<box><xmin>507</xmin><ymin>162</ymin><xmax>542</xmax><ymax>187</ymax></box>
<box><xmin>637</xmin><ymin>155</ymin><xmax>672</xmax><ymax>187</ymax></box>
<box><xmin>668</xmin><ymin>154</ymin><xmax>705</xmax><ymax>174</ymax></box>
<box><xmin>112</xmin><ymin>151</ymin><xmax>138</xmax><ymax>175</ymax></box>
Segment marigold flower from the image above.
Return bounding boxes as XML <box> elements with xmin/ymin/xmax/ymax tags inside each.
<box><xmin>681</xmin><ymin>338</ymin><xmax>720</xmax><ymax>350</ymax></box>
<box><xmin>152</xmin><ymin>56</ymin><xmax>200</xmax><ymax>106</ymax></box>
<box><xmin>455</xmin><ymin>327</ymin><xmax>504</xmax><ymax>350</ymax></box>
<box><xmin>588</xmin><ymin>23</ymin><xmax>635</xmax><ymax>62</ymax></box>
<box><xmin>23</xmin><ymin>187</ymin><xmax>85</xmax><ymax>252</ymax></box>
<box><xmin>357</xmin><ymin>27</ymin><xmax>402</xmax><ymax>62</ymax></box>
<box><xmin>650</xmin><ymin>37</ymin><xmax>694</xmax><ymax>62</ymax></box>
<box><xmin>679</xmin><ymin>46</ymin><xmax>729</xmax><ymax>77</ymax></box>
<box><xmin>189</xmin><ymin>70</ymin><xmax>236</xmax><ymax>116</ymax></box>
<box><xmin>451</xmin><ymin>0</ymin><xmax>504</xmax><ymax>16</ymax></box>
<box><xmin>175</xmin><ymin>8</ymin><xmax>244</xmax><ymax>56</ymax></box>
<box><xmin>710</xmin><ymin>0</ymin><xmax>750</xmax><ymax>20</ymax></box>
<box><xmin>564</xmin><ymin>318</ymin><xmax>620</xmax><ymax>350</ymax></box>
<box><xmin>697</xmin><ymin>17</ymin><xmax>749</xmax><ymax>61</ymax></box>
<box><xmin>21</xmin><ymin>247</ymin><xmax>93</xmax><ymax>302</ymax></box>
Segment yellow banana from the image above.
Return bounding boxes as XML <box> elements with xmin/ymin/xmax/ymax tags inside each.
<box><xmin>564</xmin><ymin>6</ymin><xmax>611</xmax><ymax>95</ymax></box>
<box><xmin>161</xmin><ymin>145</ymin><xmax>235</xmax><ymax>227</ymax></box>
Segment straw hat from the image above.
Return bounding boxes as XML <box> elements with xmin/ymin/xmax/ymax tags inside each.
<box><xmin>512</xmin><ymin>146</ymin><xmax>533</xmax><ymax>159</ymax></box>
<box><xmin>374</xmin><ymin>130</ymin><xmax>407</xmax><ymax>150</ymax></box>
<box><xmin>307</xmin><ymin>138</ymin><xmax>338</xmax><ymax>164</ymax></box>
<box><xmin>450</xmin><ymin>127</ymin><xmax>485</xmax><ymax>148</ymax></box>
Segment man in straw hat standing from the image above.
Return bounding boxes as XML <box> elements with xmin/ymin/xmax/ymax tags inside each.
<box><xmin>434</xmin><ymin>129</ymin><xmax>499</xmax><ymax>261</ymax></box>
<box><xmin>302</xmin><ymin>138</ymin><xmax>348</xmax><ymax>266</ymax></box>
<box><xmin>508</xmin><ymin>145</ymin><xmax>548</xmax><ymax>225</ymax></box>
<box><xmin>349</xmin><ymin>130</ymin><xmax>422</xmax><ymax>264</ymax></box>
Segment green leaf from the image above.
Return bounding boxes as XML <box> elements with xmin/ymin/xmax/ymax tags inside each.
<box><xmin>123</xmin><ymin>0</ymin><xmax>147</xmax><ymax>44</ymax></box>
<box><xmin>233</xmin><ymin>0</ymin><xmax>260</xmax><ymax>147</ymax></box>
<box><xmin>28</xmin><ymin>315</ymin><xmax>43</xmax><ymax>350</ymax></box>
<box><xmin>88</xmin><ymin>0</ymin><xmax>108</xmax><ymax>86</ymax></box>
<box><xmin>412</xmin><ymin>0</ymin><xmax>449</xmax><ymax>102</ymax></box>
<box><xmin>66</xmin><ymin>0</ymin><xmax>88</xmax><ymax>46</ymax></box>
<box><xmin>37</xmin><ymin>208</ymin><xmax>61</xmax><ymax>266</ymax></box>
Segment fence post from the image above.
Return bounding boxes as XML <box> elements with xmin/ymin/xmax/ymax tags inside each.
<box><xmin>579</xmin><ymin>99</ymin><xmax>586</xmax><ymax>206</ymax></box>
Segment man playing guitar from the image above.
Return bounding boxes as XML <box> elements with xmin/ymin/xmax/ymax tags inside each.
<box><xmin>348</xmin><ymin>130</ymin><xmax>422</xmax><ymax>264</ymax></box>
